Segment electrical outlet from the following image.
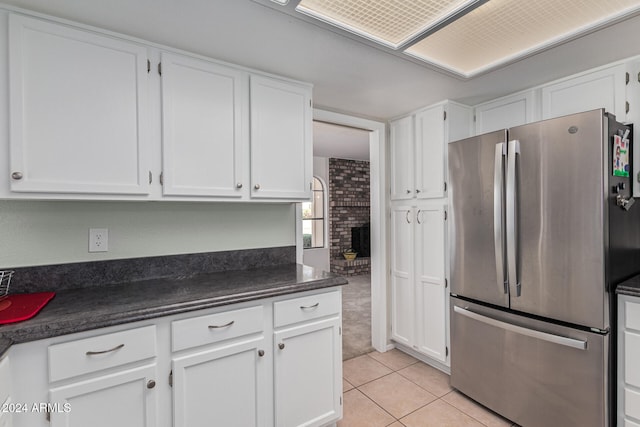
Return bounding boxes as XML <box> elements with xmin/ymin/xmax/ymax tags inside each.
<box><xmin>89</xmin><ymin>228</ymin><xmax>109</xmax><ymax>253</ymax></box>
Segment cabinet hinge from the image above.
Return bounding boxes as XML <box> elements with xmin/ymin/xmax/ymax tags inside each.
<box><xmin>626</xmin><ymin>101</ymin><xmax>630</xmax><ymax>114</ymax></box>
<box><xmin>340</xmin><ymin>396</ymin><xmax>343</xmax><ymax>406</ymax></box>
<box><xmin>339</xmin><ymin>326</ymin><xmax>342</xmax><ymax>335</ymax></box>
<box><xmin>158</xmin><ymin>62</ymin><xmax>162</xmax><ymax>76</ymax></box>
<box><xmin>626</xmin><ymin>72</ymin><xmax>630</xmax><ymax>85</ymax></box>
<box><xmin>160</xmin><ymin>172</ymin><xmax>164</xmax><ymax>186</ymax></box>
<box><xmin>473</xmin><ymin>114</ymin><xmax>476</xmax><ymax>122</ymax></box>
<box><xmin>169</xmin><ymin>370</ymin><xmax>173</xmax><ymax>387</ymax></box>
<box><xmin>443</xmin><ymin>110</ymin><xmax>447</xmax><ymax>121</ymax></box>
<box><xmin>148</xmin><ymin>171</ymin><xmax>152</xmax><ymax>185</ymax></box>
<box><xmin>446</xmin><ymin>346</ymin><xmax>449</xmax><ymax>357</ymax></box>
<box><xmin>46</xmin><ymin>410</ymin><xmax>51</xmax><ymax>422</ymax></box>
<box><xmin>445</xmin><ymin>278</ymin><xmax>448</xmax><ymax>288</ymax></box>
<box><xmin>309</xmin><ymin>99</ymin><xmax>312</xmax><ymax>107</ymax></box>
<box><xmin>444</xmin><ymin>210</ymin><xmax>448</xmax><ymax>221</ymax></box>
<box><xmin>147</xmin><ymin>59</ymin><xmax>151</xmax><ymax>74</ymax></box>
<box><xmin>444</xmin><ymin>182</ymin><xmax>447</xmax><ymax>192</ymax></box>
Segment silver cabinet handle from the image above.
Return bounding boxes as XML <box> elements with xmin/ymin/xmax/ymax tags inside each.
<box><xmin>300</xmin><ymin>302</ymin><xmax>319</xmax><ymax>310</ymax></box>
<box><xmin>254</xmin><ymin>184</ymin><xmax>261</xmax><ymax>190</ymax></box>
<box><xmin>453</xmin><ymin>306</ymin><xmax>587</xmax><ymax>350</ymax></box>
<box><xmin>405</xmin><ymin>210</ymin><xmax>411</xmax><ymax>224</ymax></box>
<box><xmin>86</xmin><ymin>343</ymin><xmax>125</xmax><ymax>356</ymax></box>
<box><xmin>208</xmin><ymin>320</ymin><xmax>234</xmax><ymax>329</ymax></box>
<box><xmin>11</xmin><ymin>172</ymin><xmax>23</xmax><ymax>180</ymax></box>
<box><xmin>147</xmin><ymin>380</ymin><xmax>156</xmax><ymax>389</ymax></box>
<box><xmin>494</xmin><ymin>142</ymin><xmax>507</xmax><ymax>295</ymax></box>
<box><xmin>406</xmin><ymin>189</ymin><xmax>411</xmax><ymax>194</ymax></box>
<box><xmin>416</xmin><ymin>210</ymin><xmax>422</xmax><ymax>224</ymax></box>
<box><xmin>236</xmin><ymin>182</ymin><xmax>243</xmax><ymax>189</ymax></box>
<box><xmin>416</xmin><ymin>189</ymin><xmax>421</xmax><ymax>193</ymax></box>
<box><xmin>278</xmin><ymin>343</ymin><xmax>285</xmax><ymax>350</ymax></box>
<box><xmin>258</xmin><ymin>349</ymin><xmax>265</xmax><ymax>357</ymax></box>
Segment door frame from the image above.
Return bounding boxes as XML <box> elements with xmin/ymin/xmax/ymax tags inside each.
<box><xmin>296</xmin><ymin>108</ymin><xmax>388</xmax><ymax>352</ymax></box>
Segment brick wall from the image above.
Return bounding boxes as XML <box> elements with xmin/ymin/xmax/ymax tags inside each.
<box><xmin>329</xmin><ymin>158</ymin><xmax>370</xmax><ymax>276</ymax></box>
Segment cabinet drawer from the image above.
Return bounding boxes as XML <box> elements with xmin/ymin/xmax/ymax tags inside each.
<box><xmin>172</xmin><ymin>305</ymin><xmax>263</xmax><ymax>352</ymax></box>
<box><xmin>626</xmin><ymin>387</ymin><xmax>640</xmax><ymax>421</ymax></box>
<box><xmin>626</xmin><ymin>300</ymin><xmax>640</xmax><ymax>331</ymax></box>
<box><xmin>0</xmin><ymin>356</ymin><xmax>10</xmax><ymax>405</ymax></box>
<box><xmin>274</xmin><ymin>291</ymin><xmax>340</xmax><ymax>328</ymax></box>
<box><xmin>48</xmin><ymin>325</ymin><xmax>156</xmax><ymax>382</ymax></box>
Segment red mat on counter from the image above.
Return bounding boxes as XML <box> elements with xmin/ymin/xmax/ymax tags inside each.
<box><xmin>0</xmin><ymin>292</ymin><xmax>55</xmax><ymax>324</ymax></box>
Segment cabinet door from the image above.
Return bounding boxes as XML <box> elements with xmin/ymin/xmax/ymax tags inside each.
<box><xmin>415</xmin><ymin>106</ymin><xmax>445</xmax><ymax>199</ymax></box>
<box><xmin>415</xmin><ymin>205</ymin><xmax>448</xmax><ymax>364</ymax></box>
<box><xmin>9</xmin><ymin>14</ymin><xmax>151</xmax><ymax>195</ymax></box>
<box><xmin>249</xmin><ymin>76</ymin><xmax>312</xmax><ymax>200</ymax></box>
<box><xmin>274</xmin><ymin>317</ymin><xmax>341</xmax><ymax>427</ymax></box>
<box><xmin>161</xmin><ymin>53</ymin><xmax>246</xmax><ymax>198</ymax></box>
<box><xmin>390</xmin><ymin>206</ymin><xmax>415</xmax><ymax>347</ymax></box>
<box><xmin>172</xmin><ymin>337</ymin><xmax>266</xmax><ymax>427</ymax></box>
<box><xmin>48</xmin><ymin>364</ymin><xmax>157</xmax><ymax>427</ymax></box>
<box><xmin>475</xmin><ymin>91</ymin><xmax>537</xmax><ymax>134</ymax></box>
<box><xmin>389</xmin><ymin>116</ymin><xmax>414</xmax><ymax>200</ymax></box>
<box><xmin>541</xmin><ymin>64</ymin><xmax>626</xmax><ymax>120</ymax></box>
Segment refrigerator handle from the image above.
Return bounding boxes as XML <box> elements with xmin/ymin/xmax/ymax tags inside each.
<box><xmin>493</xmin><ymin>143</ymin><xmax>507</xmax><ymax>294</ymax></box>
<box><xmin>453</xmin><ymin>306</ymin><xmax>587</xmax><ymax>350</ymax></box>
<box><xmin>506</xmin><ymin>140</ymin><xmax>521</xmax><ymax>297</ymax></box>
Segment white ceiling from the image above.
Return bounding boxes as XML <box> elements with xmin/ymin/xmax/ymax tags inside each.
<box><xmin>313</xmin><ymin>122</ymin><xmax>370</xmax><ymax>161</ymax></box>
<box><xmin>4</xmin><ymin>0</ymin><xmax>640</xmax><ymax>120</ymax></box>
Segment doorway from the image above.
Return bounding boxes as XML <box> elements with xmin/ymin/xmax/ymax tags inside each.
<box><xmin>297</xmin><ymin>109</ymin><xmax>387</xmax><ymax>356</ymax></box>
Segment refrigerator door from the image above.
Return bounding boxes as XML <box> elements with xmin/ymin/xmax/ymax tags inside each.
<box><xmin>449</xmin><ymin>130</ymin><xmax>509</xmax><ymax>308</ymax></box>
<box><xmin>507</xmin><ymin>109</ymin><xmax>607</xmax><ymax>328</ymax></box>
<box><xmin>450</xmin><ymin>297</ymin><xmax>607</xmax><ymax>427</ymax></box>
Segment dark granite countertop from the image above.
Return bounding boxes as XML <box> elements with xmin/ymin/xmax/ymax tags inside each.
<box><xmin>617</xmin><ymin>273</ymin><xmax>640</xmax><ymax>297</ymax></box>
<box><xmin>0</xmin><ymin>263</ymin><xmax>347</xmax><ymax>357</ymax></box>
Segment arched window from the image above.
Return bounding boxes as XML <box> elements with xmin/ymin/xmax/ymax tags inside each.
<box><xmin>302</xmin><ymin>177</ymin><xmax>325</xmax><ymax>249</ymax></box>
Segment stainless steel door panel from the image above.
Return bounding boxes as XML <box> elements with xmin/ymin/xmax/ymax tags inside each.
<box><xmin>508</xmin><ymin>110</ymin><xmax>606</xmax><ymax>328</ymax></box>
<box><xmin>449</xmin><ymin>130</ymin><xmax>509</xmax><ymax>307</ymax></box>
<box><xmin>451</xmin><ymin>297</ymin><xmax>607</xmax><ymax>427</ymax></box>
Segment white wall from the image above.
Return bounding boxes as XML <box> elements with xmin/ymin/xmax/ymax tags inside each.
<box><xmin>0</xmin><ymin>200</ymin><xmax>295</xmax><ymax>268</ymax></box>
<box><xmin>302</xmin><ymin>157</ymin><xmax>330</xmax><ymax>272</ymax></box>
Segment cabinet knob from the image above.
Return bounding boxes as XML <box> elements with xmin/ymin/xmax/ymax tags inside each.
<box><xmin>278</xmin><ymin>343</ymin><xmax>285</xmax><ymax>350</ymax></box>
<box><xmin>254</xmin><ymin>184</ymin><xmax>261</xmax><ymax>190</ymax></box>
<box><xmin>147</xmin><ymin>380</ymin><xmax>156</xmax><ymax>389</ymax></box>
<box><xmin>236</xmin><ymin>182</ymin><xmax>243</xmax><ymax>189</ymax></box>
<box><xmin>258</xmin><ymin>349</ymin><xmax>265</xmax><ymax>357</ymax></box>
<box><xmin>11</xmin><ymin>172</ymin><xmax>23</xmax><ymax>180</ymax></box>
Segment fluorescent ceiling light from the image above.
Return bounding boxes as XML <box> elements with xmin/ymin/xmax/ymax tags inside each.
<box><xmin>296</xmin><ymin>0</ymin><xmax>484</xmax><ymax>49</ymax></box>
<box><xmin>405</xmin><ymin>0</ymin><xmax>640</xmax><ymax>77</ymax></box>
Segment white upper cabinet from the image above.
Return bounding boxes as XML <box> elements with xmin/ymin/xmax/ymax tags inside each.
<box><xmin>160</xmin><ymin>52</ymin><xmax>247</xmax><ymax>198</ymax></box>
<box><xmin>541</xmin><ymin>64</ymin><xmax>627</xmax><ymax>121</ymax></box>
<box><xmin>249</xmin><ymin>76</ymin><xmax>312</xmax><ymax>200</ymax></box>
<box><xmin>390</xmin><ymin>101</ymin><xmax>472</xmax><ymax>201</ymax></box>
<box><xmin>474</xmin><ymin>90</ymin><xmax>539</xmax><ymax>134</ymax></box>
<box><xmin>2</xmin><ymin>11</ymin><xmax>312</xmax><ymax>202</ymax></box>
<box><xmin>389</xmin><ymin>116</ymin><xmax>414</xmax><ymax>201</ymax></box>
<box><xmin>8</xmin><ymin>14</ymin><xmax>151</xmax><ymax>195</ymax></box>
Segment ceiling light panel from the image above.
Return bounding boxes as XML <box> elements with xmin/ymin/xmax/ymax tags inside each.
<box><xmin>296</xmin><ymin>0</ymin><xmax>479</xmax><ymax>48</ymax></box>
<box><xmin>406</xmin><ymin>0</ymin><xmax>640</xmax><ymax>77</ymax></box>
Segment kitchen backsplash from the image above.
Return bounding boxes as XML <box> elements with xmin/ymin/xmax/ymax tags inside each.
<box><xmin>7</xmin><ymin>246</ymin><xmax>296</xmax><ymax>294</ymax></box>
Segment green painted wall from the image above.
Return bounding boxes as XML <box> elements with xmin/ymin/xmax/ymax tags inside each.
<box><xmin>0</xmin><ymin>201</ymin><xmax>296</xmax><ymax>268</ymax></box>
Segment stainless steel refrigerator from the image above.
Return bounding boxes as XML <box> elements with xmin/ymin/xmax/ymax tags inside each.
<box><xmin>448</xmin><ymin>109</ymin><xmax>640</xmax><ymax>427</ymax></box>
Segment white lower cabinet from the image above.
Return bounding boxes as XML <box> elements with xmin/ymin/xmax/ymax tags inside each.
<box><xmin>172</xmin><ymin>337</ymin><xmax>266</xmax><ymax>427</ymax></box>
<box><xmin>619</xmin><ymin>294</ymin><xmax>640</xmax><ymax>427</ymax></box>
<box><xmin>49</xmin><ymin>365</ymin><xmax>157</xmax><ymax>427</ymax></box>
<box><xmin>274</xmin><ymin>318</ymin><xmax>341</xmax><ymax>427</ymax></box>
<box><xmin>8</xmin><ymin>288</ymin><xmax>342</xmax><ymax>427</ymax></box>
<box><xmin>391</xmin><ymin>203</ymin><xmax>448</xmax><ymax>365</ymax></box>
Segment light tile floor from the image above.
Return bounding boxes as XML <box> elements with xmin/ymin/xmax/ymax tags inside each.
<box><xmin>340</xmin><ymin>350</ymin><xmax>519</xmax><ymax>427</ymax></box>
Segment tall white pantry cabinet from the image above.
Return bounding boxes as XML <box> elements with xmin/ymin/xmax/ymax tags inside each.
<box><xmin>389</xmin><ymin>101</ymin><xmax>472</xmax><ymax>367</ymax></box>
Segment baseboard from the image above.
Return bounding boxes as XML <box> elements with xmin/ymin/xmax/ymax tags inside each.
<box><xmin>392</xmin><ymin>342</ymin><xmax>451</xmax><ymax>375</ymax></box>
